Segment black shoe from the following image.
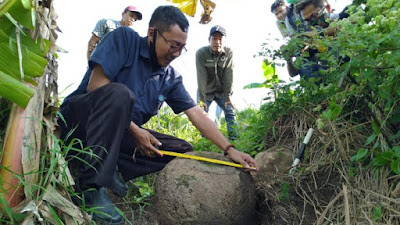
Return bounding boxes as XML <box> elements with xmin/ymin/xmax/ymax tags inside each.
<box><xmin>83</xmin><ymin>187</ymin><xmax>124</xmax><ymax>225</ymax></box>
<box><xmin>111</xmin><ymin>169</ymin><xmax>128</xmax><ymax>197</ymax></box>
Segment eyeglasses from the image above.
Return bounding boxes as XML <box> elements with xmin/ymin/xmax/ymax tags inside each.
<box><xmin>156</xmin><ymin>29</ymin><xmax>187</xmax><ymax>55</ymax></box>
<box><xmin>304</xmin><ymin>5</ymin><xmax>326</xmax><ymax>22</ymax></box>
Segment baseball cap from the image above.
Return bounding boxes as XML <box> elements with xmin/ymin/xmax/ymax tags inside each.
<box><xmin>209</xmin><ymin>25</ymin><xmax>226</xmax><ymax>37</ymax></box>
<box><xmin>124</xmin><ymin>5</ymin><xmax>143</xmax><ymax>20</ymax></box>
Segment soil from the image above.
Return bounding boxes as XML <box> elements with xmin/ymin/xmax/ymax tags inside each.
<box><xmin>256</xmin><ymin>167</ymin><xmax>343</xmax><ymax>225</ymax></box>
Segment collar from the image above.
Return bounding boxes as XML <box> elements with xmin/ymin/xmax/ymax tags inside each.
<box><xmin>208</xmin><ymin>46</ymin><xmax>226</xmax><ymax>56</ymax></box>
<box><xmin>140</xmin><ymin>36</ymin><xmax>150</xmax><ymax>60</ymax></box>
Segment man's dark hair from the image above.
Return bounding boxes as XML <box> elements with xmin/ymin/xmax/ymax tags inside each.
<box><xmin>149</xmin><ymin>5</ymin><xmax>189</xmax><ymax>34</ymax></box>
<box><xmin>296</xmin><ymin>0</ymin><xmax>324</xmax><ymax>11</ymax></box>
<box><xmin>271</xmin><ymin>0</ymin><xmax>285</xmax><ymax>13</ymax></box>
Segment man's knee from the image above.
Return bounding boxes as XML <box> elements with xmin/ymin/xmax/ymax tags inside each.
<box><xmin>181</xmin><ymin>141</ymin><xmax>193</xmax><ymax>153</ymax></box>
<box><xmin>104</xmin><ymin>83</ymin><xmax>134</xmax><ymax>101</ymax></box>
<box><xmin>172</xmin><ymin>139</ymin><xmax>193</xmax><ymax>153</ymax></box>
<box><xmin>100</xmin><ymin>83</ymin><xmax>135</xmax><ymax>109</ymax></box>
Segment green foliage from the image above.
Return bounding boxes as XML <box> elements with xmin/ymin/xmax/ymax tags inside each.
<box><xmin>0</xmin><ymin>0</ymin><xmax>50</xmax><ymax>108</ymax></box>
<box><xmin>321</xmin><ymin>100</ymin><xmax>343</xmax><ymax>121</ymax></box>
<box><xmin>144</xmin><ymin>106</ymin><xmax>201</xmax><ymax>144</ymax></box>
<box><xmin>244</xmin><ymin>59</ymin><xmax>280</xmax><ymax>90</ymax></box>
<box><xmin>350</xmin><ymin>148</ymin><xmax>369</xmax><ymax>162</ymax></box>
<box><xmin>125</xmin><ymin>175</ymin><xmax>157</xmax><ymax>218</ymax></box>
<box><xmin>0</xmin><ymin>70</ymin><xmax>34</xmax><ymax>109</ymax></box>
<box><xmin>373</xmin><ymin>204</ymin><xmax>383</xmax><ymax>221</ymax></box>
<box><xmin>278</xmin><ymin>182</ymin><xmax>290</xmax><ymax>203</ymax></box>
<box><xmin>251</xmin><ymin>0</ymin><xmax>400</xmax><ymax>175</ymax></box>
<box><xmin>233</xmin><ymin>108</ymin><xmax>268</xmax><ymax>156</ymax></box>
<box><xmin>143</xmin><ymin>105</ymin><xmax>269</xmax><ymax>156</ymax></box>
<box><xmin>144</xmin><ymin>106</ymin><xmax>225</xmax><ymax>153</ymax></box>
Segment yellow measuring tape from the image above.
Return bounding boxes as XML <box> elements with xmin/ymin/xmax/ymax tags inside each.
<box><xmin>159</xmin><ymin>150</ymin><xmax>256</xmax><ymax>170</ymax></box>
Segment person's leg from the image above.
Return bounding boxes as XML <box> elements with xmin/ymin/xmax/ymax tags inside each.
<box><xmin>118</xmin><ymin>129</ymin><xmax>193</xmax><ymax>181</ymax></box>
<box><xmin>205</xmin><ymin>99</ymin><xmax>213</xmax><ymax>113</ymax></box>
<box><xmin>60</xmin><ymin>83</ymin><xmax>134</xmax><ymax>224</ymax></box>
<box><xmin>197</xmin><ymin>99</ymin><xmax>214</xmax><ymax>137</ymax></box>
<box><xmin>215</xmin><ymin>104</ymin><xmax>223</xmax><ymax>126</ymax></box>
<box><xmin>214</xmin><ymin>97</ymin><xmax>238</xmax><ymax>140</ymax></box>
<box><xmin>62</xmin><ymin>83</ymin><xmax>134</xmax><ymax>188</ymax></box>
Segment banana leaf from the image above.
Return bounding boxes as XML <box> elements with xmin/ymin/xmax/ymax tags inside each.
<box><xmin>167</xmin><ymin>0</ymin><xmax>198</xmax><ymax>17</ymax></box>
<box><xmin>0</xmin><ymin>29</ymin><xmax>49</xmax><ymax>79</ymax></box>
<box><xmin>1</xmin><ymin>0</ymin><xmax>35</xmax><ymax>30</ymax></box>
<box><xmin>0</xmin><ymin>0</ymin><xmax>49</xmax><ymax>107</ymax></box>
<box><xmin>0</xmin><ymin>70</ymin><xmax>34</xmax><ymax>108</ymax></box>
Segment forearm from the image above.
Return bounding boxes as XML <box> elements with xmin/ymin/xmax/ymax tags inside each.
<box><xmin>129</xmin><ymin>121</ymin><xmax>140</xmax><ymax>136</ymax></box>
<box><xmin>87</xmin><ymin>34</ymin><xmax>100</xmax><ymax>61</ymax></box>
<box><xmin>222</xmin><ymin>68</ymin><xmax>233</xmax><ymax>102</ymax></box>
<box><xmin>186</xmin><ymin>106</ymin><xmax>259</xmax><ymax>171</ymax></box>
<box><xmin>223</xmin><ymin>53</ymin><xmax>234</xmax><ymax>101</ymax></box>
<box><xmin>87</xmin><ymin>49</ymin><xmax>91</xmax><ymax>61</ymax></box>
<box><xmin>196</xmin><ymin>64</ymin><xmax>208</xmax><ymax>102</ymax></box>
<box><xmin>197</xmin><ymin>77</ymin><xmax>207</xmax><ymax>103</ymax></box>
<box><xmin>223</xmin><ymin>77</ymin><xmax>233</xmax><ymax>102</ymax></box>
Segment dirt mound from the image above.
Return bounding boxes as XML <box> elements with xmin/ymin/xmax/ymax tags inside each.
<box><xmin>255</xmin><ymin>111</ymin><xmax>400</xmax><ymax>225</ymax></box>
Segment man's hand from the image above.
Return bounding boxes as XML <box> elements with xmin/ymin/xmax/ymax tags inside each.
<box><xmin>130</xmin><ymin>123</ymin><xmax>163</xmax><ymax>158</ymax></box>
<box><xmin>88</xmin><ymin>44</ymin><xmax>96</xmax><ymax>52</ymax></box>
<box><xmin>226</xmin><ymin>148</ymin><xmax>259</xmax><ymax>174</ymax></box>
<box><xmin>87</xmin><ymin>34</ymin><xmax>100</xmax><ymax>60</ymax></box>
<box><xmin>224</xmin><ymin>101</ymin><xmax>234</xmax><ymax>109</ymax></box>
<box><xmin>199</xmin><ymin>101</ymin><xmax>208</xmax><ymax>111</ymax></box>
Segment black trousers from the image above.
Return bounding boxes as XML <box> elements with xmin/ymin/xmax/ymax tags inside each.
<box><xmin>59</xmin><ymin>83</ymin><xmax>192</xmax><ymax>188</ymax></box>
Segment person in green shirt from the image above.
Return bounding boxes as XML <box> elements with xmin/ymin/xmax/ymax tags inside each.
<box><xmin>196</xmin><ymin>25</ymin><xmax>238</xmax><ymax>140</ymax></box>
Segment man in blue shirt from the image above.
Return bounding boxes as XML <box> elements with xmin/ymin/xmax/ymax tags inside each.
<box><xmin>59</xmin><ymin>5</ymin><xmax>258</xmax><ymax>225</ymax></box>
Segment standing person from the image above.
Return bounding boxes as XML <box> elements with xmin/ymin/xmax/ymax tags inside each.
<box><xmin>59</xmin><ymin>6</ymin><xmax>258</xmax><ymax>225</ymax></box>
<box><xmin>87</xmin><ymin>5</ymin><xmax>143</xmax><ymax>60</ymax></box>
<box><xmin>271</xmin><ymin>0</ymin><xmax>289</xmax><ymax>38</ymax></box>
<box><xmin>196</xmin><ymin>25</ymin><xmax>238</xmax><ymax>140</ymax></box>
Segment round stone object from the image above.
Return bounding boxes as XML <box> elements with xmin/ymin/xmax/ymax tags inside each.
<box><xmin>154</xmin><ymin>151</ymin><xmax>256</xmax><ymax>225</ymax></box>
<box><xmin>253</xmin><ymin>147</ymin><xmax>293</xmax><ymax>184</ymax></box>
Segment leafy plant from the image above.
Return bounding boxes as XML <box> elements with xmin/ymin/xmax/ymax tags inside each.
<box><xmin>252</xmin><ymin>0</ymin><xmax>399</xmax><ymax>175</ymax></box>
<box><xmin>0</xmin><ymin>0</ymin><xmax>51</xmax><ymax>108</ymax></box>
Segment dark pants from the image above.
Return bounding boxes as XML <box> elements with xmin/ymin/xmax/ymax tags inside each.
<box><xmin>59</xmin><ymin>83</ymin><xmax>192</xmax><ymax>188</ymax></box>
